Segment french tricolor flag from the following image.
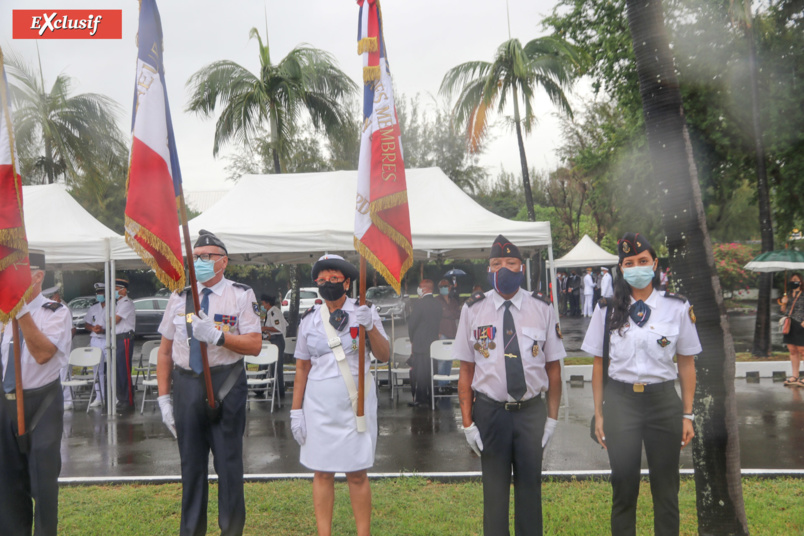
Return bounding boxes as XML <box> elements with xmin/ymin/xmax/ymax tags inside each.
<box><xmin>124</xmin><ymin>0</ymin><xmax>185</xmax><ymax>291</ymax></box>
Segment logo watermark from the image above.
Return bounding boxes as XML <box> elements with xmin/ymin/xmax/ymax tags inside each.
<box><xmin>13</xmin><ymin>10</ymin><xmax>122</xmax><ymax>39</ymax></box>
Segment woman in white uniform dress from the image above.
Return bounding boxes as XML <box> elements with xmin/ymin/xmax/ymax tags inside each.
<box><xmin>291</xmin><ymin>255</ymin><xmax>390</xmax><ymax>536</ymax></box>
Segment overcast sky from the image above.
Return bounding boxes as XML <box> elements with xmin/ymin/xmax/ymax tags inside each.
<box><xmin>2</xmin><ymin>0</ymin><xmax>582</xmax><ymax>190</ymax></box>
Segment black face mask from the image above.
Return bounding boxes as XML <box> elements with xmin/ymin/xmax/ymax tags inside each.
<box><xmin>791</xmin><ymin>280</ymin><xmax>802</xmax><ymax>289</ymax></box>
<box><xmin>319</xmin><ymin>281</ymin><xmax>347</xmax><ymax>302</ymax></box>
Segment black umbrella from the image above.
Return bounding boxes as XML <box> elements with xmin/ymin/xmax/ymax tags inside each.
<box><xmin>443</xmin><ymin>268</ymin><xmax>467</xmax><ymax>287</ymax></box>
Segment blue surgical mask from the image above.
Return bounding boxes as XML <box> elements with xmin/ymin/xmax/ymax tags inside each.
<box><xmin>114</xmin><ymin>291</ymin><xmax>120</xmax><ymax>300</ymax></box>
<box><xmin>96</xmin><ymin>294</ymin><xmax>105</xmax><ymax>304</ymax></box>
<box><xmin>194</xmin><ymin>258</ymin><xmax>216</xmax><ymax>283</ymax></box>
<box><xmin>439</xmin><ymin>287</ymin><xmax>450</xmax><ymax>296</ymax></box>
<box><xmin>622</xmin><ymin>266</ymin><xmax>655</xmax><ymax>289</ymax></box>
<box><xmin>487</xmin><ymin>267</ymin><xmax>523</xmax><ymax>295</ymax></box>
<box><xmin>260</xmin><ymin>305</ymin><xmax>267</xmax><ymax>313</ymax></box>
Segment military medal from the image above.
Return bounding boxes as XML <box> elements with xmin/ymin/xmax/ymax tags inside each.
<box><xmin>532</xmin><ymin>344</ymin><xmax>539</xmax><ymax>357</ymax></box>
<box><xmin>473</xmin><ymin>325</ymin><xmax>496</xmax><ymax>358</ymax></box>
<box><xmin>350</xmin><ymin>327</ymin><xmax>359</xmax><ymax>350</ymax></box>
<box><xmin>488</xmin><ymin>341</ymin><xmax>496</xmax><ymax>349</ymax></box>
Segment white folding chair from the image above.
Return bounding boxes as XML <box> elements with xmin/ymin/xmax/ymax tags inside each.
<box><xmin>245</xmin><ymin>343</ymin><xmax>279</xmax><ymax>412</ymax></box>
<box><xmin>390</xmin><ymin>337</ymin><xmax>411</xmax><ymax>400</ymax></box>
<box><xmin>283</xmin><ymin>337</ymin><xmax>297</xmax><ymax>390</ymax></box>
<box><xmin>430</xmin><ymin>339</ymin><xmax>459</xmax><ymax>409</ymax></box>
<box><xmin>140</xmin><ymin>348</ymin><xmax>161</xmax><ymax>414</ymax></box>
<box><xmin>61</xmin><ymin>347</ymin><xmax>102</xmax><ymax>412</ymax></box>
<box><xmin>134</xmin><ymin>340</ymin><xmax>161</xmax><ymax>389</ymax></box>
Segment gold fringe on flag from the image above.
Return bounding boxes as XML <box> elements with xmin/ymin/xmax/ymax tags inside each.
<box><xmin>357</xmin><ymin>37</ymin><xmax>378</xmax><ymax>55</ymax></box>
<box><xmin>363</xmin><ymin>66</ymin><xmax>381</xmax><ymax>84</ymax></box>
<box><xmin>0</xmin><ymin>284</ymin><xmax>34</xmax><ymax>325</ymax></box>
<box><xmin>0</xmin><ymin>227</ymin><xmax>28</xmax><ymax>270</ymax></box>
<box><xmin>124</xmin><ymin>214</ymin><xmax>186</xmax><ymax>292</ymax></box>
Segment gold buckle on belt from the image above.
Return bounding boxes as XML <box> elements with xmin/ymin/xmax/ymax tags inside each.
<box><xmin>633</xmin><ymin>383</ymin><xmax>646</xmax><ymax>393</ymax></box>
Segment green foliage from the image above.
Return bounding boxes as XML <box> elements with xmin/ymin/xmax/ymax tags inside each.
<box><xmin>712</xmin><ymin>242</ymin><xmax>760</xmax><ymax>296</ymax></box>
<box><xmin>473</xmin><ymin>168</ymin><xmax>525</xmax><ymax>219</ymax></box>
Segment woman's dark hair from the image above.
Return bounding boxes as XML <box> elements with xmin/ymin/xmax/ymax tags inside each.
<box><xmin>608</xmin><ymin>246</ymin><xmax>662</xmax><ymax>333</ymax></box>
<box><xmin>790</xmin><ymin>272</ymin><xmax>803</xmax><ymax>282</ymax></box>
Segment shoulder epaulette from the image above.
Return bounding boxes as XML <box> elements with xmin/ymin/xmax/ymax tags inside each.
<box><xmin>364</xmin><ymin>300</ymin><xmax>373</xmax><ymax>308</ymax></box>
<box><xmin>232</xmin><ymin>282</ymin><xmax>252</xmax><ymax>291</ymax></box>
<box><xmin>179</xmin><ymin>286</ymin><xmax>192</xmax><ymax>296</ymax></box>
<box><xmin>42</xmin><ymin>301</ymin><xmax>63</xmax><ymax>311</ymax></box>
<box><xmin>301</xmin><ymin>306</ymin><xmax>317</xmax><ymax>320</ymax></box>
<box><xmin>466</xmin><ymin>291</ymin><xmax>486</xmax><ymax>307</ymax></box>
<box><xmin>598</xmin><ymin>297</ymin><xmax>608</xmax><ymax>308</ymax></box>
<box><xmin>664</xmin><ymin>291</ymin><xmax>687</xmax><ymax>302</ymax></box>
<box><xmin>531</xmin><ymin>291</ymin><xmax>552</xmax><ymax>306</ymax></box>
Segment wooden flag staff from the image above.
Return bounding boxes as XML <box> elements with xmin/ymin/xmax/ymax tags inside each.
<box><xmin>178</xmin><ymin>187</ymin><xmax>216</xmax><ymax>409</ymax></box>
<box><xmin>357</xmin><ymin>257</ymin><xmax>367</xmax><ymax>424</ymax></box>
<box><xmin>11</xmin><ymin>318</ymin><xmax>25</xmax><ymax>436</ymax></box>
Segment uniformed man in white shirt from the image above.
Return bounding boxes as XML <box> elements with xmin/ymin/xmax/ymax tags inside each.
<box><xmin>84</xmin><ymin>283</ymin><xmax>108</xmax><ymax>407</ymax></box>
<box><xmin>599</xmin><ymin>266</ymin><xmax>614</xmax><ymax>299</ymax></box>
<box><xmin>583</xmin><ymin>232</ymin><xmax>700</xmax><ymax>536</ymax></box>
<box><xmin>156</xmin><ymin>230</ymin><xmax>262</xmax><ymax>536</ymax></box>
<box><xmin>454</xmin><ymin>235</ymin><xmax>566</xmax><ymax>536</ymax></box>
<box><xmin>583</xmin><ymin>267</ymin><xmax>596</xmax><ymax>317</ymax></box>
<box><xmin>44</xmin><ymin>285</ymin><xmax>75</xmax><ymax>410</ymax></box>
<box><xmin>114</xmin><ymin>277</ymin><xmax>136</xmax><ymax>409</ymax></box>
<box><xmin>0</xmin><ymin>251</ymin><xmax>72</xmax><ymax>536</ymax></box>
<box><xmin>260</xmin><ymin>294</ymin><xmax>288</xmax><ymax>399</ymax></box>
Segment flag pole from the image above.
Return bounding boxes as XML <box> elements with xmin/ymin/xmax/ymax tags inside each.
<box><xmin>357</xmin><ymin>257</ymin><xmax>367</xmax><ymax>422</ymax></box>
<box><xmin>11</xmin><ymin>318</ymin><xmax>25</xmax><ymax>436</ymax></box>
<box><xmin>178</xmin><ymin>186</ymin><xmax>216</xmax><ymax>408</ymax></box>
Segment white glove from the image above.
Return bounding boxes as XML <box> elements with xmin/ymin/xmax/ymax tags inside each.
<box><xmin>190</xmin><ymin>310</ymin><xmax>223</xmax><ymax>345</ymax></box>
<box><xmin>290</xmin><ymin>409</ymin><xmax>307</xmax><ymax>446</ymax></box>
<box><xmin>355</xmin><ymin>305</ymin><xmax>373</xmax><ymax>329</ymax></box>
<box><xmin>15</xmin><ymin>300</ymin><xmax>33</xmax><ymax>320</ymax></box>
<box><xmin>463</xmin><ymin>423</ymin><xmax>484</xmax><ymax>456</ymax></box>
<box><xmin>157</xmin><ymin>395</ymin><xmax>178</xmax><ymax>439</ymax></box>
<box><xmin>542</xmin><ymin>417</ymin><xmax>558</xmax><ymax>448</ymax></box>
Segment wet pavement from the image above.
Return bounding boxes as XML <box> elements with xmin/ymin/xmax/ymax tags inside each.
<box><xmin>59</xmin><ymin>310</ymin><xmax>804</xmax><ymax>479</ymax></box>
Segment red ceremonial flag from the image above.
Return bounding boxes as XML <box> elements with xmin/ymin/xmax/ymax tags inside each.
<box><xmin>354</xmin><ymin>0</ymin><xmax>413</xmax><ymax>294</ymax></box>
<box><xmin>0</xmin><ymin>47</ymin><xmax>32</xmax><ymax>323</ymax></box>
<box><xmin>125</xmin><ymin>0</ymin><xmax>185</xmax><ymax>291</ymax></box>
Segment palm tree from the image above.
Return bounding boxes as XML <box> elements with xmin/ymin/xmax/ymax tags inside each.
<box><xmin>7</xmin><ymin>52</ymin><xmax>125</xmax><ymax>185</ymax></box>
<box><xmin>186</xmin><ymin>27</ymin><xmax>358</xmax><ymax>175</ymax></box>
<box><xmin>439</xmin><ymin>36</ymin><xmax>584</xmax><ymax>221</ymax></box>
<box><xmin>624</xmin><ymin>0</ymin><xmax>748</xmax><ymax>532</ymax></box>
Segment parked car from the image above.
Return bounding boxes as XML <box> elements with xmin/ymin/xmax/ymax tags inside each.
<box><xmin>281</xmin><ymin>287</ymin><xmax>323</xmax><ymax>319</ymax></box>
<box><xmin>67</xmin><ymin>295</ymin><xmax>97</xmax><ymax>331</ymax></box>
<box><xmin>154</xmin><ymin>288</ymin><xmax>172</xmax><ymax>297</ymax></box>
<box><xmin>366</xmin><ymin>286</ymin><xmax>408</xmax><ymax>321</ymax></box>
<box><xmin>133</xmin><ymin>297</ymin><xmax>170</xmax><ymax>337</ymax></box>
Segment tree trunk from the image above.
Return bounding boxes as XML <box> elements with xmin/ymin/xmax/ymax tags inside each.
<box><xmin>512</xmin><ymin>87</ymin><xmax>536</xmax><ymax>222</ymax></box>
<box><xmin>624</xmin><ymin>0</ymin><xmax>749</xmax><ymax>534</ymax></box>
<box><xmin>742</xmin><ymin>2</ymin><xmax>774</xmax><ymax>357</ymax></box>
<box><xmin>45</xmin><ymin>137</ymin><xmax>55</xmax><ymax>184</ymax></box>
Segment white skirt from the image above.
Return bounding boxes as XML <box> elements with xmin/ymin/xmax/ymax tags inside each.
<box><xmin>300</xmin><ymin>374</ymin><xmax>378</xmax><ymax>473</ymax></box>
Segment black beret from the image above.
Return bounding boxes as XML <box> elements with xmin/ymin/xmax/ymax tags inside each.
<box><xmin>618</xmin><ymin>232</ymin><xmax>653</xmax><ymax>262</ymax></box>
<box><xmin>489</xmin><ymin>235</ymin><xmax>523</xmax><ymax>261</ymax></box>
<box><xmin>311</xmin><ymin>254</ymin><xmax>359</xmax><ymax>282</ymax></box>
<box><xmin>28</xmin><ymin>249</ymin><xmax>45</xmax><ymax>271</ymax></box>
<box><xmin>194</xmin><ymin>229</ymin><xmax>228</xmax><ymax>255</ymax></box>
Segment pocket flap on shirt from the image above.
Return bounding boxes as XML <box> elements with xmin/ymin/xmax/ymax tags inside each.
<box><xmin>522</xmin><ymin>327</ymin><xmax>546</xmax><ymax>341</ymax></box>
<box><xmin>647</xmin><ymin>323</ymin><xmax>679</xmax><ymax>338</ymax></box>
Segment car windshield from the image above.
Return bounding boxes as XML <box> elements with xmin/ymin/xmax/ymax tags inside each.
<box><xmin>68</xmin><ymin>297</ymin><xmax>95</xmax><ymax>309</ymax></box>
<box><xmin>285</xmin><ymin>290</ymin><xmax>319</xmax><ymax>300</ymax></box>
<box><xmin>366</xmin><ymin>287</ymin><xmax>397</xmax><ymax>300</ymax></box>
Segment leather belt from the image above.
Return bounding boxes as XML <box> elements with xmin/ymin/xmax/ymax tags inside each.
<box><xmin>475</xmin><ymin>391</ymin><xmax>541</xmax><ymax>411</ymax></box>
<box><xmin>608</xmin><ymin>378</ymin><xmax>675</xmax><ymax>394</ymax></box>
<box><xmin>174</xmin><ymin>360</ymin><xmax>243</xmax><ymax>379</ymax></box>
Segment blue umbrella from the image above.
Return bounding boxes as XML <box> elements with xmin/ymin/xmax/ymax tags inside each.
<box><xmin>443</xmin><ymin>268</ymin><xmax>467</xmax><ymax>278</ymax></box>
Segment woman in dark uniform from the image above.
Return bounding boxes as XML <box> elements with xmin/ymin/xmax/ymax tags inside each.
<box><xmin>780</xmin><ymin>272</ymin><xmax>804</xmax><ymax>387</ymax></box>
<box><xmin>582</xmin><ymin>233</ymin><xmax>701</xmax><ymax>536</ymax></box>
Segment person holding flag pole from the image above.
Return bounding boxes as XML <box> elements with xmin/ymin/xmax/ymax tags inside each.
<box><xmin>0</xmin><ymin>47</ymin><xmax>73</xmax><ymax>536</ymax></box>
<box><xmin>124</xmin><ymin>2</ymin><xmax>261</xmax><ymax>535</ymax></box>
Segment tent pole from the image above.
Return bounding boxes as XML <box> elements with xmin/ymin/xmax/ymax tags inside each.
<box><xmin>526</xmin><ymin>258</ymin><xmax>532</xmax><ymax>292</ymax></box>
<box><xmin>110</xmin><ymin>259</ymin><xmax>117</xmax><ymax>415</ymax></box>
<box><xmin>546</xmin><ymin>245</ymin><xmax>568</xmax><ymax>419</ymax></box>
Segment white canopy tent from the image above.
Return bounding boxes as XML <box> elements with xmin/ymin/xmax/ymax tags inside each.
<box><xmin>550</xmin><ymin>234</ymin><xmax>619</xmax><ymax>269</ymax></box>
<box><xmin>111</xmin><ymin>167</ymin><xmax>554</xmax><ymax>265</ymax></box>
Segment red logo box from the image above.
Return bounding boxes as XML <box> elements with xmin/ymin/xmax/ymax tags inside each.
<box><xmin>13</xmin><ymin>10</ymin><xmax>122</xmax><ymax>39</ymax></box>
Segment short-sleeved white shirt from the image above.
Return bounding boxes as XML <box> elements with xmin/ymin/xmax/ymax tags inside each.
<box><xmin>1</xmin><ymin>293</ymin><xmax>73</xmax><ymax>389</ymax></box>
<box><xmin>265</xmin><ymin>305</ymin><xmax>288</xmax><ymax>338</ymax></box>
<box><xmin>84</xmin><ymin>302</ymin><xmax>106</xmax><ymax>342</ymax></box>
<box><xmin>581</xmin><ymin>289</ymin><xmax>702</xmax><ymax>384</ymax></box>
<box><xmin>158</xmin><ymin>277</ymin><xmax>262</xmax><ymax>369</ymax></box>
<box><xmin>600</xmin><ymin>272</ymin><xmax>614</xmax><ymax>298</ymax></box>
<box><xmin>115</xmin><ymin>296</ymin><xmax>136</xmax><ymax>334</ymax></box>
<box><xmin>294</xmin><ymin>298</ymin><xmax>387</xmax><ymax>381</ymax></box>
<box><xmin>452</xmin><ymin>289</ymin><xmax>566</xmax><ymax>402</ymax></box>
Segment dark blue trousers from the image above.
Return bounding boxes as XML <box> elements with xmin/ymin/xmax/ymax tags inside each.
<box><xmin>473</xmin><ymin>394</ymin><xmax>546</xmax><ymax>536</ymax></box>
<box><xmin>172</xmin><ymin>365</ymin><xmax>247</xmax><ymax>536</ymax></box>
<box><xmin>0</xmin><ymin>380</ymin><xmax>63</xmax><ymax>536</ymax></box>
<box><xmin>115</xmin><ymin>333</ymin><xmax>134</xmax><ymax>407</ymax></box>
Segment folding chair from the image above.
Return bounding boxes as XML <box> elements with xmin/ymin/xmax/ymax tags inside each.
<box><xmin>430</xmin><ymin>339</ymin><xmax>459</xmax><ymax>409</ymax></box>
<box><xmin>390</xmin><ymin>337</ymin><xmax>411</xmax><ymax>400</ymax></box>
<box><xmin>283</xmin><ymin>337</ymin><xmax>297</xmax><ymax>391</ymax></box>
<box><xmin>61</xmin><ymin>347</ymin><xmax>102</xmax><ymax>412</ymax></box>
<box><xmin>140</xmin><ymin>348</ymin><xmax>161</xmax><ymax>414</ymax></box>
<box><xmin>134</xmin><ymin>340</ymin><xmax>161</xmax><ymax>389</ymax></box>
<box><xmin>245</xmin><ymin>343</ymin><xmax>279</xmax><ymax>412</ymax></box>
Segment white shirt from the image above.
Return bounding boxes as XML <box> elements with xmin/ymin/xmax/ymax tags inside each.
<box><xmin>295</xmin><ymin>298</ymin><xmax>387</xmax><ymax>381</ymax></box>
<box><xmin>84</xmin><ymin>302</ymin><xmax>107</xmax><ymax>342</ymax></box>
<box><xmin>115</xmin><ymin>296</ymin><xmax>136</xmax><ymax>334</ymax></box>
<box><xmin>600</xmin><ymin>272</ymin><xmax>613</xmax><ymax>298</ymax></box>
<box><xmin>453</xmin><ymin>289</ymin><xmax>566</xmax><ymax>402</ymax></box>
<box><xmin>583</xmin><ymin>273</ymin><xmax>595</xmax><ymax>295</ymax></box>
<box><xmin>158</xmin><ymin>277</ymin><xmax>262</xmax><ymax>369</ymax></box>
<box><xmin>1</xmin><ymin>293</ymin><xmax>73</xmax><ymax>389</ymax></box>
<box><xmin>581</xmin><ymin>289</ymin><xmax>702</xmax><ymax>384</ymax></box>
<box><xmin>264</xmin><ymin>305</ymin><xmax>287</xmax><ymax>338</ymax></box>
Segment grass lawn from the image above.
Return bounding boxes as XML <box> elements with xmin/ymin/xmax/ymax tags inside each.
<box><xmin>58</xmin><ymin>477</ymin><xmax>802</xmax><ymax>535</ymax></box>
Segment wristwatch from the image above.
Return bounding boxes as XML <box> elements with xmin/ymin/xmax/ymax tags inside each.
<box><xmin>216</xmin><ymin>333</ymin><xmax>226</xmax><ymax>347</ymax></box>
<box><xmin>683</xmin><ymin>413</ymin><xmax>694</xmax><ymax>421</ymax></box>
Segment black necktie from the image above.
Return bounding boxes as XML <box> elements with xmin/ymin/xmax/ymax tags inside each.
<box><xmin>189</xmin><ymin>288</ymin><xmax>212</xmax><ymax>374</ymax></box>
<box><xmin>503</xmin><ymin>301</ymin><xmax>527</xmax><ymax>401</ymax></box>
<box><xmin>3</xmin><ymin>327</ymin><xmax>23</xmax><ymax>393</ymax></box>
<box><xmin>629</xmin><ymin>300</ymin><xmax>651</xmax><ymax>327</ymax></box>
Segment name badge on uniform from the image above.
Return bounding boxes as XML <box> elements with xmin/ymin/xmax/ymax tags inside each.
<box><xmin>473</xmin><ymin>325</ymin><xmax>496</xmax><ymax>358</ymax></box>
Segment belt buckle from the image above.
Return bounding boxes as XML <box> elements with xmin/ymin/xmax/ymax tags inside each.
<box><xmin>504</xmin><ymin>401</ymin><xmax>520</xmax><ymax>411</ymax></box>
<box><xmin>328</xmin><ymin>336</ymin><xmax>342</xmax><ymax>349</ymax></box>
<box><xmin>633</xmin><ymin>383</ymin><xmax>646</xmax><ymax>393</ymax></box>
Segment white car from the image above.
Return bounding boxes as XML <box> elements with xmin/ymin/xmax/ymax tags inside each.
<box><xmin>281</xmin><ymin>287</ymin><xmax>323</xmax><ymax>319</ymax></box>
